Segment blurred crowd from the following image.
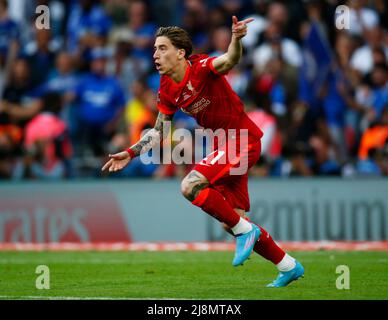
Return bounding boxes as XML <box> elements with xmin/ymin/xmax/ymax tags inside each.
<box><xmin>0</xmin><ymin>0</ymin><xmax>387</xmax><ymax>180</ymax></box>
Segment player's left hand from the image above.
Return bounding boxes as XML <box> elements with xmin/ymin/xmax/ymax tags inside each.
<box><xmin>101</xmin><ymin>151</ymin><xmax>132</xmax><ymax>173</ymax></box>
<box><xmin>231</xmin><ymin>15</ymin><xmax>254</xmax><ymax>40</ymax></box>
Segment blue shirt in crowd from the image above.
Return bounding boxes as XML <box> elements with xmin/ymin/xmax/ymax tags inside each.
<box><xmin>74</xmin><ymin>73</ymin><xmax>126</xmax><ymax>126</ymax></box>
<box><xmin>322</xmin><ymin>70</ymin><xmax>348</xmax><ymax>128</ymax></box>
<box><xmin>66</xmin><ymin>4</ymin><xmax>112</xmax><ymax>53</ymax></box>
<box><xmin>0</xmin><ymin>17</ymin><xmax>19</xmax><ymax>58</ymax></box>
<box><xmin>372</xmin><ymin>86</ymin><xmax>388</xmax><ymax>119</ymax></box>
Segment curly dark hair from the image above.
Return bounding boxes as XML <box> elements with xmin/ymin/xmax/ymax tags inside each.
<box><xmin>155</xmin><ymin>26</ymin><xmax>193</xmax><ymax>59</ymax></box>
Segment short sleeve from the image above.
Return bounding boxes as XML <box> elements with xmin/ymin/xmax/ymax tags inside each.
<box><xmin>157</xmin><ymin>90</ymin><xmax>177</xmax><ymax>115</ymax></box>
<box><xmin>195</xmin><ymin>55</ymin><xmax>227</xmax><ymax>76</ymax></box>
<box><xmin>207</xmin><ymin>56</ymin><xmax>223</xmax><ymax>75</ymax></box>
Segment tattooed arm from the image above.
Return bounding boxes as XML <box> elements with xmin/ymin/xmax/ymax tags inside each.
<box><xmin>129</xmin><ymin>112</ymin><xmax>173</xmax><ymax>157</ymax></box>
<box><xmin>101</xmin><ymin>112</ymin><xmax>173</xmax><ymax>172</ymax></box>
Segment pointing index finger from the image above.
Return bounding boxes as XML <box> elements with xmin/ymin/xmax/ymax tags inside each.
<box><xmin>241</xmin><ymin>17</ymin><xmax>254</xmax><ymax>25</ymax></box>
<box><xmin>101</xmin><ymin>158</ymin><xmax>113</xmax><ymax>171</ymax></box>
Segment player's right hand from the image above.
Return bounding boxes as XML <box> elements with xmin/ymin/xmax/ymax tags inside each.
<box><xmin>231</xmin><ymin>15</ymin><xmax>254</xmax><ymax>40</ymax></box>
<box><xmin>101</xmin><ymin>151</ymin><xmax>132</xmax><ymax>172</ymax></box>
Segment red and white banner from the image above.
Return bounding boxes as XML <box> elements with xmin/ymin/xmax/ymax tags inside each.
<box><xmin>0</xmin><ymin>192</ymin><xmax>131</xmax><ymax>243</ymax></box>
<box><xmin>1</xmin><ymin>241</ymin><xmax>388</xmax><ymax>251</ymax></box>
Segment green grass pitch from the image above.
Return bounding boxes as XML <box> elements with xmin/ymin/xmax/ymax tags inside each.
<box><xmin>1</xmin><ymin>250</ymin><xmax>388</xmax><ymax>300</ymax></box>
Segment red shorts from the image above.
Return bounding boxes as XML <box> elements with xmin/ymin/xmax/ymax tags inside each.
<box><xmin>193</xmin><ymin>137</ymin><xmax>261</xmax><ymax>212</ymax></box>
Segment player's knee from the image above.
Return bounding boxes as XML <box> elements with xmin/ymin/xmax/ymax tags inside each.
<box><xmin>180</xmin><ymin>179</ymin><xmax>193</xmax><ymax>200</ymax></box>
<box><xmin>181</xmin><ymin>171</ymin><xmax>210</xmax><ymax>201</ymax></box>
<box><xmin>180</xmin><ymin>178</ymin><xmax>208</xmax><ymax>202</ymax></box>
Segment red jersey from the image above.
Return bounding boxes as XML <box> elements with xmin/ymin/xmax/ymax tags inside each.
<box><xmin>157</xmin><ymin>54</ymin><xmax>263</xmax><ymax>142</ymax></box>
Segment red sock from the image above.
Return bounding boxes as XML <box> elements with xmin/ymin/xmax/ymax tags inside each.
<box><xmin>192</xmin><ymin>188</ymin><xmax>241</xmax><ymax>228</ymax></box>
<box><xmin>244</xmin><ymin>217</ymin><xmax>285</xmax><ymax>264</ymax></box>
<box><xmin>253</xmin><ymin>224</ymin><xmax>285</xmax><ymax>265</ymax></box>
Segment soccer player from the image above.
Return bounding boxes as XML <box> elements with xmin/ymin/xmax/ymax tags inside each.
<box><xmin>102</xmin><ymin>16</ymin><xmax>304</xmax><ymax>287</ymax></box>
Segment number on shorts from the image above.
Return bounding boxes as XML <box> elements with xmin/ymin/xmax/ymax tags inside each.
<box><xmin>200</xmin><ymin>150</ymin><xmax>225</xmax><ymax>166</ymax></box>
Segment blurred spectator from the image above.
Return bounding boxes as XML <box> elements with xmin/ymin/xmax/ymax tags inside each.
<box><xmin>344</xmin><ymin>0</ymin><xmax>380</xmax><ymax>36</ymax></box>
<box><xmin>103</xmin><ymin>0</ymin><xmax>129</xmax><ymax>26</ymax></box>
<box><xmin>309</xmin><ymin>134</ymin><xmax>341</xmax><ymax>175</ymax></box>
<box><xmin>246</xmin><ymin>101</ymin><xmax>280</xmax><ymax>160</ymax></box>
<box><xmin>0</xmin><ymin>0</ymin><xmax>20</xmax><ymax>94</ymax></box>
<box><xmin>276</xmin><ymin>142</ymin><xmax>313</xmax><ymax>177</ymax></box>
<box><xmin>368</xmin><ymin>63</ymin><xmax>388</xmax><ymax>121</ymax></box>
<box><xmin>250</xmin><ymin>55</ymin><xmax>289</xmax><ymax>117</ymax></box>
<box><xmin>252</xmin><ymin>21</ymin><xmax>302</xmax><ymax>73</ymax></box>
<box><xmin>33</xmin><ymin>51</ymin><xmax>79</xmax><ymax>140</ymax></box>
<box><xmin>267</xmin><ymin>1</ymin><xmax>295</xmax><ymax>41</ymax></box>
<box><xmin>7</xmin><ymin>1</ymin><xmax>50</xmax><ymax>45</ymax></box>
<box><xmin>148</xmin><ymin>0</ymin><xmax>182</xmax><ymax>28</ymax></box>
<box><xmin>66</xmin><ymin>0</ymin><xmax>112</xmax><ymax>68</ymax></box>
<box><xmin>12</xmin><ymin>91</ymin><xmax>71</xmax><ymax>180</ymax></box>
<box><xmin>358</xmin><ymin>106</ymin><xmax>388</xmax><ymax>160</ymax></box>
<box><xmin>2</xmin><ymin>58</ymin><xmax>32</xmax><ymax>106</ymax></box>
<box><xmin>209</xmin><ymin>26</ymin><xmax>230</xmax><ymax>57</ymax></box>
<box><xmin>207</xmin><ymin>4</ymin><xmax>229</xmax><ymax>32</ymax></box>
<box><xmin>0</xmin><ymin>0</ymin><xmax>19</xmax><ymax>57</ymax></box>
<box><xmin>249</xmin><ymin>156</ymin><xmax>271</xmax><ymax>177</ymax></box>
<box><xmin>107</xmin><ymin>28</ymin><xmax>147</xmax><ymax>98</ymax></box>
<box><xmin>41</xmin><ymin>0</ymin><xmax>67</xmax><ymax>43</ymax></box>
<box><xmin>355</xmin><ymin>63</ymin><xmax>388</xmax><ymax>132</ymax></box>
<box><xmin>319</xmin><ymin>66</ymin><xmax>351</xmax><ymax>163</ymax></box>
<box><xmin>241</xmin><ymin>0</ymin><xmax>268</xmax><ymax>52</ymax></box>
<box><xmin>124</xmin><ymin>79</ymin><xmax>157</xmax><ymax>146</ymax></box>
<box><xmin>181</xmin><ymin>0</ymin><xmax>210</xmax><ymax>54</ymax></box>
<box><xmin>40</xmin><ymin>51</ymin><xmax>78</xmax><ymax>95</ymax></box>
<box><xmin>356</xmin><ymin>147</ymin><xmax>383</xmax><ymax>176</ymax></box>
<box><xmin>286</xmin><ymin>100</ymin><xmax>323</xmax><ymax>147</ymax></box>
<box><xmin>350</xmin><ymin>26</ymin><xmax>388</xmax><ymax>75</ymax></box>
<box><xmin>0</xmin><ymin>121</ymin><xmax>21</xmax><ymax>178</ymax></box>
<box><xmin>69</xmin><ymin>48</ymin><xmax>125</xmax><ymax>161</ymax></box>
<box><xmin>1</xmin><ymin>58</ymin><xmax>43</xmax><ymax>128</ymax></box>
<box><xmin>124</xmin><ymin>0</ymin><xmax>157</xmax><ymax>73</ymax></box>
<box><xmin>108</xmin><ymin>81</ymin><xmax>160</xmax><ymax>178</ymax></box>
<box><xmin>375</xmin><ymin>0</ymin><xmax>388</xmax><ymax>30</ymax></box>
<box><xmin>22</xmin><ymin>27</ymin><xmax>58</xmax><ymax>88</ymax></box>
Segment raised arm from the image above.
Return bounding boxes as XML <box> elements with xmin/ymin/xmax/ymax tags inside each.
<box><xmin>211</xmin><ymin>16</ymin><xmax>254</xmax><ymax>74</ymax></box>
<box><xmin>101</xmin><ymin>112</ymin><xmax>173</xmax><ymax>172</ymax></box>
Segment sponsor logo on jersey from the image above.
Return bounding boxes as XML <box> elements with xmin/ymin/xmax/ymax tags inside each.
<box><xmin>181</xmin><ymin>97</ymin><xmax>211</xmax><ymax>115</ymax></box>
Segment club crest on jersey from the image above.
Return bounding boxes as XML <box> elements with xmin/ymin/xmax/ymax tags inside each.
<box><xmin>183</xmin><ymin>81</ymin><xmax>197</xmax><ymax>101</ymax></box>
<box><xmin>187</xmin><ymin>81</ymin><xmax>195</xmax><ymax>93</ymax></box>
